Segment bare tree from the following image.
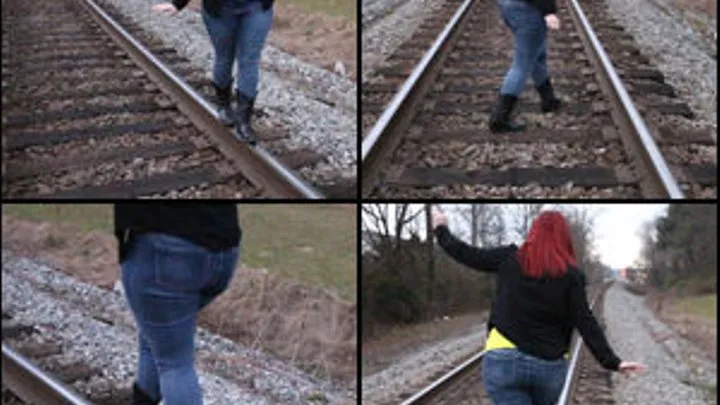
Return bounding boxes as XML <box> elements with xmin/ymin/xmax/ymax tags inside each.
<box><xmin>510</xmin><ymin>204</ymin><xmax>544</xmax><ymax>241</ymax></box>
<box><xmin>459</xmin><ymin>204</ymin><xmax>507</xmax><ymax>247</ymax></box>
<box><xmin>424</xmin><ymin>204</ymin><xmax>435</xmax><ymax>309</ymax></box>
<box><xmin>490</xmin><ymin>207</ymin><xmax>507</xmax><ymax>245</ymax></box>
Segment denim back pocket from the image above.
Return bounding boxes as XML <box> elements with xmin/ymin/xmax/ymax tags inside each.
<box><xmin>150</xmin><ymin>233</ymin><xmax>210</xmax><ymax>293</ymax></box>
<box><xmin>482</xmin><ymin>349</ymin><xmax>520</xmax><ymax>392</ymax></box>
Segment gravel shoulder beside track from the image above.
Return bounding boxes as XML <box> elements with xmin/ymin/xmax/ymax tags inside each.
<box><xmin>361</xmin><ymin>0</ymin><xmax>450</xmax><ymax>80</ymax></box>
<box><xmin>601</xmin><ymin>0</ymin><xmax>717</xmax><ymax>134</ymax></box>
<box><xmin>604</xmin><ymin>284</ymin><xmax>717</xmax><ymax>405</ymax></box>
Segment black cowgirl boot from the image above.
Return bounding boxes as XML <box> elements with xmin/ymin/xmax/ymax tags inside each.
<box><xmin>132</xmin><ymin>383</ymin><xmax>159</xmax><ymax>405</ymax></box>
<box><xmin>489</xmin><ymin>94</ymin><xmax>526</xmax><ymax>133</ymax></box>
<box><xmin>212</xmin><ymin>81</ymin><xmax>234</xmax><ymax>126</ymax></box>
<box><xmin>535</xmin><ymin>78</ymin><xmax>561</xmax><ymax>113</ymax></box>
<box><xmin>233</xmin><ymin>90</ymin><xmax>257</xmax><ymax>146</ymax></box>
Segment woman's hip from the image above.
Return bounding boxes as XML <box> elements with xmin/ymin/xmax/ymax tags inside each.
<box><xmin>482</xmin><ymin>349</ymin><xmax>567</xmax><ymax>405</ymax></box>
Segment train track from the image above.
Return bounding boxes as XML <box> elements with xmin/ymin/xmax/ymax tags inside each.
<box><xmin>1</xmin><ymin>306</ymin><xmax>143</xmax><ymax>405</ymax></box>
<box><xmin>1</xmin><ymin>0</ymin><xmax>329</xmax><ymax>199</ymax></box>
<box><xmin>361</xmin><ymin>0</ymin><xmax>717</xmax><ymax>198</ymax></box>
<box><xmin>2</xmin><ymin>343</ymin><xmax>96</xmax><ymax>405</ymax></box>
<box><xmin>398</xmin><ymin>282</ymin><xmax>612</xmax><ymax>405</ymax></box>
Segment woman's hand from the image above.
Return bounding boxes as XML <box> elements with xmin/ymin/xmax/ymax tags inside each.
<box><xmin>152</xmin><ymin>3</ymin><xmax>179</xmax><ymax>16</ymax></box>
<box><xmin>431</xmin><ymin>208</ymin><xmax>447</xmax><ymax>230</ymax></box>
<box><xmin>618</xmin><ymin>361</ymin><xmax>647</xmax><ymax>375</ymax></box>
<box><xmin>544</xmin><ymin>14</ymin><xmax>560</xmax><ymax>30</ymax></box>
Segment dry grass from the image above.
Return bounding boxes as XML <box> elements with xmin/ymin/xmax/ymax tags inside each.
<box><xmin>270</xmin><ymin>3</ymin><xmax>356</xmax><ymax>79</ymax></box>
<box><xmin>201</xmin><ymin>267</ymin><xmax>356</xmax><ymax>382</ymax></box>
<box><xmin>673</xmin><ymin>0</ymin><xmax>716</xmax><ymax>17</ymax></box>
<box><xmin>646</xmin><ymin>289</ymin><xmax>717</xmax><ymax>362</ymax></box>
<box><xmin>1</xmin><ymin>213</ymin><xmax>119</xmax><ymax>288</ymax></box>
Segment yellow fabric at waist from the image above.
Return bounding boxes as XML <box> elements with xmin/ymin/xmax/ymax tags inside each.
<box><xmin>484</xmin><ymin>327</ymin><xmax>570</xmax><ymax>360</ymax></box>
<box><xmin>485</xmin><ymin>327</ymin><xmax>517</xmax><ymax>351</ymax></box>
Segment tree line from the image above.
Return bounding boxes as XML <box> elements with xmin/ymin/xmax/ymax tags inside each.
<box><xmin>638</xmin><ymin>204</ymin><xmax>716</xmax><ymax>294</ymax></box>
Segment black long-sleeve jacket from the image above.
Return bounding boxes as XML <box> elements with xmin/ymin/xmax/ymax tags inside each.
<box><xmin>434</xmin><ymin>225</ymin><xmax>621</xmax><ymax>371</ymax></box>
<box><xmin>172</xmin><ymin>0</ymin><xmax>274</xmax><ymax>17</ymax></box>
<box><xmin>114</xmin><ymin>203</ymin><xmax>241</xmax><ymax>263</ymax></box>
<box><xmin>525</xmin><ymin>0</ymin><xmax>557</xmax><ymax>16</ymax></box>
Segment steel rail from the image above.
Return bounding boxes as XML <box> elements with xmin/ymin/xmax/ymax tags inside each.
<box><xmin>400</xmin><ymin>282</ymin><xmax>611</xmax><ymax>405</ymax></box>
<box><xmin>398</xmin><ymin>350</ymin><xmax>485</xmax><ymax>405</ymax></box>
<box><xmin>2</xmin><ymin>343</ymin><xmax>96</xmax><ymax>405</ymax></box>
<box><xmin>361</xmin><ymin>0</ymin><xmax>476</xmax><ymax>196</ymax></box>
<box><xmin>78</xmin><ymin>0</ymin><xmax>323</xmax><ymax>199</ymax></box>
<box><xmin>555</xmin><ymin>281</ymin><xmax>612</xmax><ymax>405</ymax></box>
<box><xmin>566</xmin><ymin>0</ymin><xmax>684</xmax><ymax>198</ymax></box>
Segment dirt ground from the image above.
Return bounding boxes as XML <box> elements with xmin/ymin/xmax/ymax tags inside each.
<box><xmin>673</xmin><ymin>0</ymin><xmax>716</xmax><ymax>16</ymax></box>
<box><xmin>362</xmin><ymin>313</ymin><xmax>486</xmax><ymax>377</ymax></box>
<box><xmin>646</xmin><ymin>291</ymin><xmax>717</xmax><ymax>362</ymax></box>
<box><xmin>188</xmin><ymin>0</ymin><xmax>356</xmax><ymax>79</ymax></box>
<box><xmin>1</xmin><ymin>215</ymin><xmax>357</xmax><ymax>385</ymax></box>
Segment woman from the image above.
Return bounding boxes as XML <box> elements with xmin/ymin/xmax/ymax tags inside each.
<box><xmin>153</xmin><ymin>0</ymin><xmax>275</xmax><ymax>145</ymax></box>
<box><xmin>115</xmin><ymin>203</ymin><xmax>241</xmax><ymax>405</ymax></box>
<box><xmin>490</xmin><ymin>0</ymin><xmax>562</xmax><ymax>133</ymax></box>
<box><xmin>431</xmin><ymin>209</ymin><xmax>645</xmax><ymax>405</ymax></box>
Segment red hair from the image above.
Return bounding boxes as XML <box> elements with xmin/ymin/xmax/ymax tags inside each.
<box><xmin>518</xmin><ymin>211</ymin><xmax>576</xmax><ymax>278</ymax></box>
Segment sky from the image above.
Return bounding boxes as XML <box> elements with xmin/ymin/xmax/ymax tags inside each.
<box><xmin>362</xmin><ymin>203</ymin><xmax>669</xmax><ymax>270</ymax></box>
<box><xmin>586</xmin><ymin>204</ymin><xmax>668</xmax><ymax>269</ymax></box>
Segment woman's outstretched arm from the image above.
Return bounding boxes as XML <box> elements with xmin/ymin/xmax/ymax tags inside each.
<box><xmin>431</xmin><ymin>210</ymin><xmax>516</xmax><ymax>272</ymax></box>
<box><xmin>568</xmin><ymin>270</ymin><xmax>622</xmax><ymax>370</ymax></box>
<box><xmin>569</xmin><ymin>272</ymin><xmax>647</xmax><ymax>374</ymax></box>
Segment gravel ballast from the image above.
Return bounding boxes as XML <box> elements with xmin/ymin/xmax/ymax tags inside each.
<box><xmin>94</xmin><ymin>0</ymin><xmax>357</xmax><ymax>183</ymax></box>
<box><xmin>1</xmin><ymin>250</ymin><xmax>351</xmax><ymax>405</ymax></box>
<box><xmin>600</xmin><ymin>0</ymin><xmax>717</xmax><ymax>132</ymax></box>
<box><xmin>604</xmin><ymin>284</ymin><xmax>716</xmax><ymax>405</ymax></box>
<box><xmin>361</xmin><ymin>329</ymin><xmax>485</xmax><ymax>404</ymax></box>
<box><xmin>361</xmin><ymin>0</ymin><xmax>450</xmax><ymax>80</ymax></box>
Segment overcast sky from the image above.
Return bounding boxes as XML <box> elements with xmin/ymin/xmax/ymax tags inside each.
<box><xmin>587</xmin><ymin>204</ymin><xmax>668</xmax><ymax>269</ymax></box>
<box><xmin>362</xmin><ymin>204</ymin><xmax>669</xmax><ymax>270</ymax></box>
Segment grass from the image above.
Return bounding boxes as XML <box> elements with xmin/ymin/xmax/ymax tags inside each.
<box><xmin>2</xmin><ymin>204</ymin><xmax>356</xmax><ymax>301</ymax></box>
<box><xmin>285</xmin><ymin>0</ymin><xmax>356</xmax><ymax>21</ymax></box>
<box><xmin>2</xmin><ymin>204</ymin><xmax>112</xmax><ymax>232</ymax></box>
<box><xmin>238</xmin><ymin>205</ymin><xmax>356</xmax><ymax>301</ymax></box>
<box><xmin>674</xmin><ymin>294</ymin><xmax>716</xmax><ymax>320</ymax></box>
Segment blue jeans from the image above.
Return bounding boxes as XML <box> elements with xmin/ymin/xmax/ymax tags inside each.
<box><xmin>202</xmin><ymin>0</ymin><xmax>273</xmax><ymax>99</ymax></box>
<box><xmin>121</xmin><ymin>233</ymin><xmax>239</xmax><ymax>405</ymax></box>
<box><xmin>482</xmin><ymin>349</ymin><xmax>567</xmax><ymax>405</ymax></box>
<box><xmin>498</xmin><ymin>0</ymin><xmax>549</xmax><ymax>96</ymax></box>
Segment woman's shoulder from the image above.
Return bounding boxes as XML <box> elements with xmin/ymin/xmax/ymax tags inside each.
<box><xmin>565</xmin><ymin>265</ymin><xmax>586</xmax><ymax>283</ymax></box>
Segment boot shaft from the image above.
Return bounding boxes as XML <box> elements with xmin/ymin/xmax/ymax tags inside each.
<box><xmin>489</xmin><ymin>94</ymin><xmax>525</xmax><ymax>133</ymax></box>
<box><xmin>233</xmin><ymin>91</ymin><xmax>258</xmax><ymax>145</ymax></box>
<box><xmin>212</xmin><ymin>82</ymin><xmax>232</xmax><ymax>106</ymax></box>
<box><xmin>535</xmin><ymin>78</ymin><xmax>561</xmax><ymax>113</ymax></box>
<box><xmin>235</xmin><ymin>90</ymin><xmax>255</xmax><ymax>121</ymax></box>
